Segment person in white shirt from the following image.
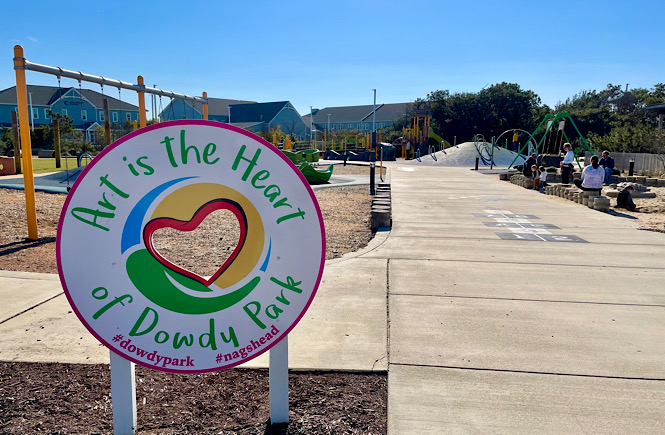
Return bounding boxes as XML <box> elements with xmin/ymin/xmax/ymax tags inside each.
<box><xmin>538</xmin><ymin>166</ymin><xmax>548</xmax><ymax>192</ymax></box>
<box><xmin>560</xmin><ymin>143</ymin><xmax>575</xmax><ymax>184</ymax></box>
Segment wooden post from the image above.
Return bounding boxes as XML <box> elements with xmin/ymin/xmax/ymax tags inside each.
<box><xmin>13</xmin><ymin>45</ymin><xmax>38</xmax><ymax>240</ymax></box>
<box><xmin>202</xmin><ymin>92</ymin><xmax>208</xmax><ymax>120</ymax></box>
<box><xmin>11</xmin><ymin>111</ymin><xmax>21</xmax><ymax>174</ymax></box>
<box><xmin>53</xmin><ymin>118</ymin><xmax>61</xmax><ymax>169</ymax></box>
<box><xmin>104</xmin><ymin>99</ymin><xmax>112</xmax><ymax>147</ymax></box>
<box><xmin>380</xmin><ymin>147</ymin><xmax>383</xmax><ymax>181</ymax></box>
<box><xmin>137</xmin><ymin>76</ymin><xmax>146</xmax><ymax>128</ymax></box>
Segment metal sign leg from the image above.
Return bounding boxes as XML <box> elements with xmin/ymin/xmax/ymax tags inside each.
<box><xmin>269</xmin><ymin>337</ymin><xmax>289</xmax><ymax>424</ymax></box>
<box><xmin>110</xmin><ymin>350</ymin><xmax>137</xmax><ymax>435</ymax></box>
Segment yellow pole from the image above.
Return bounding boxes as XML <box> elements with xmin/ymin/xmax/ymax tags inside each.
<box><xmin>133</xmin><ymin>120</ymin><xmax>138</xmax><ymax>130</ymax></box>
<box><xmin>137</xmin><ymin>75</ymin><xmax>146</xmax><ymax>128</ymax></box>
<box><xmin>13</xmin><ymin>45</ymin><xmax>38</xmax><ymax>240</ymax></box>
<box><xmin>273</xmin><ymin>134</ymin><xmax>276</xmax><ymax>147</ymax></box>
<box><xmin>202</xmin><ymin>91</ymin><xmax>208</xmax><ymax>120</ymax></box>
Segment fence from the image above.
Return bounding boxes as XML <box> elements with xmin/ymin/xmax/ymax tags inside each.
<box><xmin>585</xmin><ymin>151</ymin><xmax>665</xmax><ymax>175</ymax></box>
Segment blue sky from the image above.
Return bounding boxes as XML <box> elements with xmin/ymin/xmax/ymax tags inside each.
<box><xmin>1</xmin><ymin>1</ymin><xmax>663</xmax><ymax>119</ymax></box>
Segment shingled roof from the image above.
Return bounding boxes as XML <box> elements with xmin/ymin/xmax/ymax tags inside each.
<box><xmin>228</xmin><ymin>101</ymin><xmax>290</xmax><ymax>123</ymax></box>
<box><xmin>188</xmin><ymin>97</ymin><xmax>256</xmax><ymax>116</ymax></box>
<box><xmin>303</xmin><ymin>102</ymin><xmax>410</xmax><ymax>124</ymax></box>
<box><xmin>0</xmin><ymin>85</ymin><xmax>138</xmax><ymax>111</ymax></box>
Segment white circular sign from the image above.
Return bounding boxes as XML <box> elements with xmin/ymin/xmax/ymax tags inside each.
<box><xmin>57</xmin><ymin>121</ymin><xmax>325</xmax><ymax>373</ymax></box>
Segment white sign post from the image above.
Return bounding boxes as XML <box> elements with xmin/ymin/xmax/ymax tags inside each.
<box><xmin>269</xmin><ymin>337</ymin><xmax>289</xmax><ymax>424</ymax></box>
<box><xmin>57</xmin><ymin>121</ymin><xmax>325</xmax><ymax>431</ymax></box>
<box><xmin>109</xmin><ymin>351</ymin><xmax>137</xmax><ymax>434</ymax></box>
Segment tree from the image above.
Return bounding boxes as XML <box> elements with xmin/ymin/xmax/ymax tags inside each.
<box><xmin>0</xmin><ymin>127</ymin><xmax>13</xmax><ymax>155</ymax></box>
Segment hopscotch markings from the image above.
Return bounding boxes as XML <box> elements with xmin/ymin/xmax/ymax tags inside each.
<box><xmin>474</xmin><ymin>214</ymin><xmax>540</xmax><ymax>219</ymax></box>
<box><xmin>493</xmin><ymin>218</ymin><xmax>531</xmax><ymax>224</ymax></box>
<box><xmin>483</xmin><ymin>222</ymin><xmax>560</xmax><ymax>229</ymax></box>
<box><xmin>482</xmin><ymin>209</ymin><xmax>512</xmax><ymax>214</ymax></box>
<box><xmin>507</xmin><ymin>228</ymin><xmax>552</xmax><ymax>234</ymax></box>
<box><xmin>478</xmin><ymin>209</ymin><xmax>587</xmax><ymax>243</ymax></box>
<box><xmin>496</xmin><ymin>233</ymin><xmax>543</xmax><ymax>241</ymax></box>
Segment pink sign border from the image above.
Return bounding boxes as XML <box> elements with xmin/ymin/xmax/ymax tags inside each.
<box><xmin>56</xmin><ymin>120</ymin><xmax>326</xmax><ymax>373</ymax></box>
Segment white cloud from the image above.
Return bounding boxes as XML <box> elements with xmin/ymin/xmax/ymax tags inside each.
<box><xmin>27</xmin><ymin>36</ymin><xmax>38</xmax><ymax>43</ymax></box>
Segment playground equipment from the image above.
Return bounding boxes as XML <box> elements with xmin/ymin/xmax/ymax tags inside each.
<box><xmin>413</xmin><ymin>141</ymin><xmax>526</xmax><ymax>167</ymax></box>
<box><xmin>508</xmin><ymin>112</ymin><xmax>592</xmax><ymax>170</ymax></box>
<box><xmin>298</xmin><ymin>163</ymin><xmax>334</xmax><ymax>184</ymax></box>
<box><xmin>401</xmin><ymin>109</ymin><xmax>448</xmax><ymax>159</ymax></box>
<box><xmin>280</xmin><ymin>149</ymin><xmax>333</xmax><ymax>184</ymax></box>
<box><xmin>494</xmin><ymin>129</ymin><xmax>537</xmax><ymax>155</ymax></box>
<box><xmin>12</xmin><ymin>45</ymin><xmax>208</xmax><ymax>240</ymax></box>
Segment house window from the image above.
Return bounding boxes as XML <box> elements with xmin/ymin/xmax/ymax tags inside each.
<box><xmin>32</xmin><ymin>108</ymin><xmax>39</xmax><ymax>120</ymax></box>
<box><xmin>99</xmin><ymin>111</ymin><xmax>104</xmax><ymax>122</ymax></box>
<box><xmin>62</xmin><ymin>109</ymin><xmax>68</xmax><ymax>116</ymax></box>
<box><xmin>44</xmin><ymin>109</ymin><xmax>50</xmax><ymax>119</ymax></box>
<box><xmin>112</xmin><ymin>112</ymin><xmax>118</xmax><ymax>123</ymax></box>
<box><xmin>81</xmin><ymin>110</ymin><xmax>88</xmax><ymax>121</ymax></box>
<box><xmin>126</xmin><ymin>113</ymin><xmax>131</xmax><ymax>121</ymax></box>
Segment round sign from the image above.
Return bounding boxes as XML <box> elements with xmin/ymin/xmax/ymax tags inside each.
<box><xmin>57</xmin><ymin>120</ymin><xmax>325</xmax><ymax>373</ymax></box>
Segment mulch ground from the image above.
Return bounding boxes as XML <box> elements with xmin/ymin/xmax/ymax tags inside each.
<box><xmin>0</xmin><ymin>163</ymin><xmax>387</xmax><ymax>434</ymax></box>
<box><xmin>0</xmin><ymin>363</ymin><xmax>387</xmax><ymax>434</ymax></box>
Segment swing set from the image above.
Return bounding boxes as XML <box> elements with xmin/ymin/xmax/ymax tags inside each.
<box><xmin>508</xmin><ymin>112</ymin><xmax>593</xmax><ymax>170</ymax></box>
<box><xmin>13</xmin><ymin>45</ymin><xmax>209</xmax><ymax>241</ymax></box>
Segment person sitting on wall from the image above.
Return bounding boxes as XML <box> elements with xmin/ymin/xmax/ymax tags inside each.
<box><xmin>599</xmin><ymin>150</ymin><xmax>615</xmax><ymax>185</ymax></box>
<box><xmin>560</xmin><ymin>143</ymin><xmax>575</xmax><ymax>184</ymax></box>
<box><xmin>574</xmin><ymin>155</ymin><xmax>604</xmax><ymax>193</ymax></box>
<box><xmin>616</xmin><ymin>185</ymin><xmax>637</xmax><ymax>211</ymax></box>
<box><xmin>523</xmin><ymin>153</ymin><xmax>537</xmax><ymax>177</ymax></box>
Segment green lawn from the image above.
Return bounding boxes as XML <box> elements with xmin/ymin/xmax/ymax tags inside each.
<box><xmin>30</xmin><ymin>157</ymin><xmax>79</xmax><ymax>174</ymax></box>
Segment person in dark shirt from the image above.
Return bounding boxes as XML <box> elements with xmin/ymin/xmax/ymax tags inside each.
<box><xmin>616</xmin><ymin>186</ymin><xmax>637</xmax><ymax>211</ymax></box>
<box><xmin>523</xmin><ymin>154</ymin><xmax>537</xmax><ymax>177</ymax></box>
<box><xmin>599</xmin><ymin>151</ymin><xmax>615</xmax><ymax>185</ymax></box>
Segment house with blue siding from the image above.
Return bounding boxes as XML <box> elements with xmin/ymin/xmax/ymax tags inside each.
<box><xmin>0</xmin><ymin>85</ymin><xmax>140</xmax><ymax>141</ymax></box>
<box><xmin>303</xmin><ymin>103</ymin><xmax>410</xmax><ymax>133</ymax></box>
<box><xmin>160</xmin><ymin>99</ymin><xmax>309</xmax><ymax>140</ymax></box>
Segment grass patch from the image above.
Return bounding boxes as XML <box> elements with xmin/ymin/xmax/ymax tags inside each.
<box><xmin>30</xmin><ymin>157</ymin><xmax>78</xmax><ymax>173</ymax></box>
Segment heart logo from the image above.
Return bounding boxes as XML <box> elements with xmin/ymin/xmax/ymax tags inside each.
<box><xmin>143</xmin><ymin>199</ymin><xmax>248</xmax><ymax>287</ymax></box>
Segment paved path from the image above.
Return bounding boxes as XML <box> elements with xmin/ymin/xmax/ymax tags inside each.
<box><xmin>376</xmin><ymin>164</ymin><xmax>665</xmax><ymax>434</ymax></box>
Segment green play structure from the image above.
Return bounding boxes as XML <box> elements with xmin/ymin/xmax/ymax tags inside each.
<box><xmin>508</xmin><ymin>112</ymin><xmax>593</xmax><ymax>169</ymax></box>
<box><xmin>281</xmin><ymin>149</ymin><xmax>333</xmax><ymax>184</ymax></box>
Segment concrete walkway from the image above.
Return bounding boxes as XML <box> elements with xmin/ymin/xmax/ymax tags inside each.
<box><xmin>2</xmin><ymin>163</ymin><xmax>665</xmax><ymax>433</ymax></box>
<box><xmin>376</xmin><ymin>164</ymin><xmax>665</xmax><ymax>434</ymax></box>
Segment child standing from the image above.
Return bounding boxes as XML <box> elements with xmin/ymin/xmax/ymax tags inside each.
<box><xmin>538</xmin><ymin>166</ymin><xmax>548</xmax><ymax>192</ymax></box>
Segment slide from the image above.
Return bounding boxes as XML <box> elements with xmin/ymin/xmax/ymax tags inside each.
<box><xmin>298</xmin><ymin>163</ymin><xmax>333</xmax><ymax>185</ymax></box>
<box><xmin>428</xmin><ymin>127</ymin><xmax>451</xmax><ymax>148</ymax></box>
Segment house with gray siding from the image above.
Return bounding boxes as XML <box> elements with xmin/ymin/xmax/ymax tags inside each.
<box><xmin>303</xmin><ymin>103</ymin><xmax>410</xmax><ymax>132</ymax></box>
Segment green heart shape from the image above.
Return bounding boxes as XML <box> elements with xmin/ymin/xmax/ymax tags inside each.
<box><xmin>126</xmin><ymin>249</ymin><xmax>259</xmax><ymax>314</ymax></box>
